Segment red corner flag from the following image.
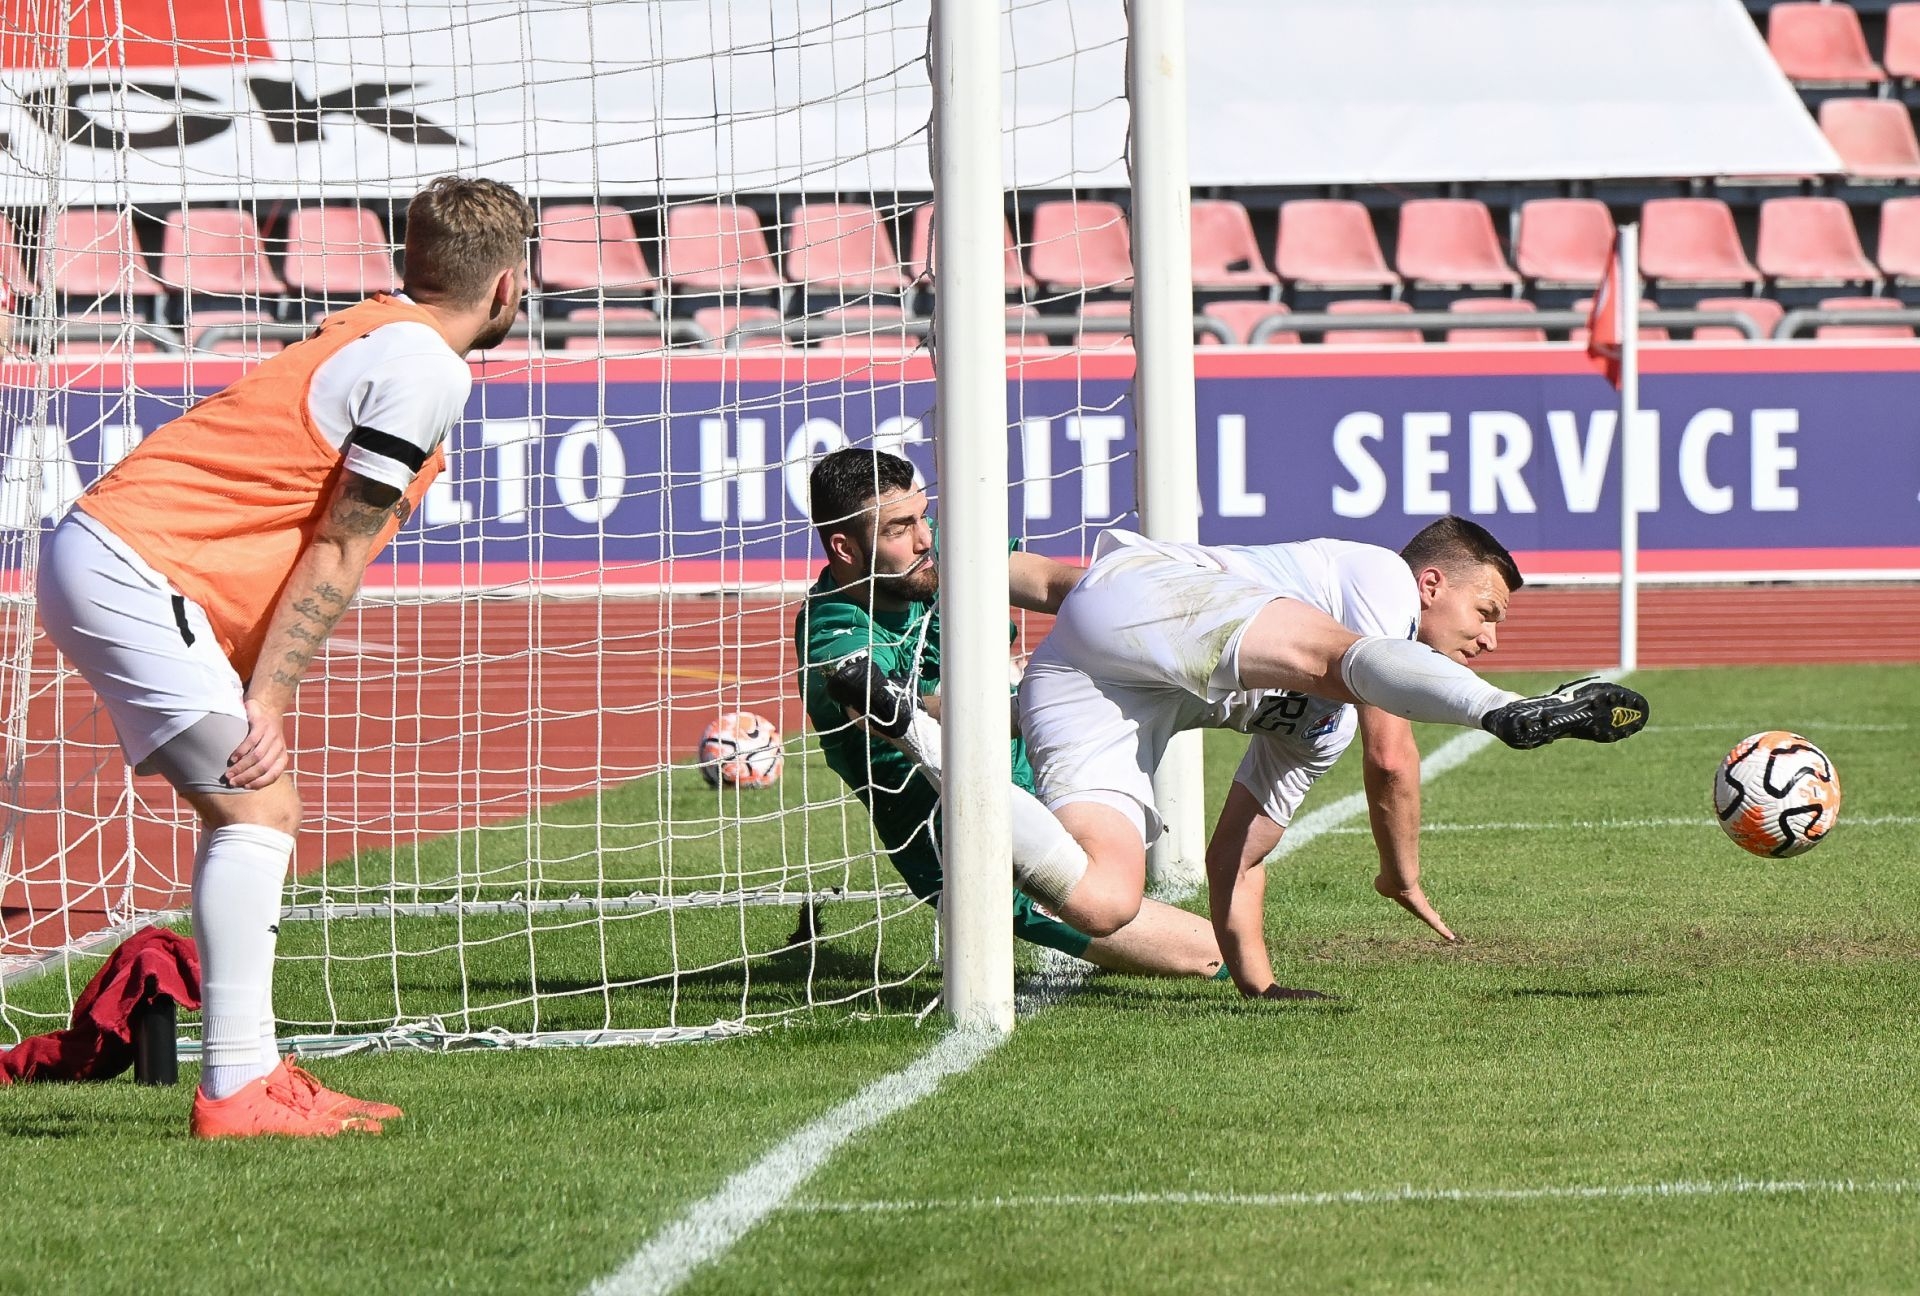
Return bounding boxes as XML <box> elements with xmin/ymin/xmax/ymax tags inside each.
<box><xmin>1586</xmin><ymin>247</ymin><xmax>1623</xmax><ymax>389</ymax></box>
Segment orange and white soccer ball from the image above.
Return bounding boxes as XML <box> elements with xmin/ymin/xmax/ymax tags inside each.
<box><xmin>1713</xmin><ymin>731</ymin><xmax>1840</xmax><ymax>858</ymax></box>
<box><xmin>697</xmin><ymin>711</ymin><xmax>784</xmax><ymax>789</ymax></box>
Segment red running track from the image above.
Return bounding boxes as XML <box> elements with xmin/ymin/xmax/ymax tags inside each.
<box><xmin>6</xmin><ymin>584</ymin><xmax>1919</xmax><ymax>959</ymax></box>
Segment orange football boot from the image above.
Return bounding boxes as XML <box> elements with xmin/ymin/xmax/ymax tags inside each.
<box><xmin>280</xmin><ymin>1059</ymin><xmax>405</xmax><ymax>1122</ymax></box>
<box><xmin>190</xmin><ymin>1064</ymin><xmax>382</xmax><ymax>1139</ymax></box>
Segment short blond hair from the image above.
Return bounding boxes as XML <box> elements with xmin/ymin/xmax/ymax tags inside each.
<box><xmin>402</xmin><ymin>176</ymin><xmax>534</xmax><ymax>305</ymax></box>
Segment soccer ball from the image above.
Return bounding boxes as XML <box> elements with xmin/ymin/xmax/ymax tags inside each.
<box><xmin>1713</xmin><ymin>731</ymin><xmax>1841</xmax><ymax>858</ymax></box>
<box><xmin>697</xmin><ymin>711</ymin><xmax>783</xmax><ymax>789</ymax></box>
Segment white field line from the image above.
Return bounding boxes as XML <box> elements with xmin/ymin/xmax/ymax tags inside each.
<box><xmin>585</xmin><ymin>726</ymin><xmax>1501</xmax><ymax>1296</ymax></box>
<box><xmin>792</xmin><ymin>1177</ymin><xmax>1920</xmax><ymax>1216</ymax></box>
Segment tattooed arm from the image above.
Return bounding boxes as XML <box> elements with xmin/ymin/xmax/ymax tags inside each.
<box><xmin>223</xmin><ymin>470</ymin><xmax>405</xmax><ymax>789</ymax></box>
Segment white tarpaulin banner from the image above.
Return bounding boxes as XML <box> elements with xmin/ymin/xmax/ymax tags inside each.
<box><xmin>0</xmin><ymin>0</ymin><xmax>1835</xmax><ymax>202</ymax></box>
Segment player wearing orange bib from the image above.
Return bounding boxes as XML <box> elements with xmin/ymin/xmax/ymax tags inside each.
<box><xmin>36</xmin><ymin>177</ymin><xmax>534</xmax><ymax>1138</ymax></box>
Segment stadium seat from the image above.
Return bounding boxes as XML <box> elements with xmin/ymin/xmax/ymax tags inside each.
<box><xmin>1876</xmin><ymin>194</ymin><xmax>1920</xmax><ymax>283</ymax></box>
<box><xmin>1074</xmin><ymin>298</ymin><xmax>1134</xmax><ymax>350</ymax></box>
<box><xmin>537</xmin><ymin>204</ymin><xmax>657</xmax><ymax>296</ymax></box>
<box><xmin>1887</xmin><ymin>3</ymin><xmax>1920</xmax><ymax>81</ymax></box>
<box><xmin>1690</xmin><ymin>296</ymin><xmax>1784</xmax><ymax>342</ymax></box>
<box><xmin>1190</xmin><ymin>199</ymin><xmax>1280</xmax><ymax>293</ymax></box>
<box><xmin>1274</xmin><ymin>200</ymin><xmax>1401</xmax><ymax>292</ymax></box>
<box><xmin>1004</xmin><ymin>305</ymin><xmax>1057</xmax><ymax>351</ymax></box>
<box><xmin>1640</xmin><ymin>198</ymin><xmax>1763</xmax><ymax>288</ymax></box>
<box><xmin>661</xmin><ymin>203</ymin><xmax>785</xmax><ymax>293</ymax></box>
<box><xmin>784</xmin><ymin>202</ymin><xmax>911</xmax><ymax>294</ymax></box>
<box><xmin>561</xmin><ymin>306</ymin><xmax>667</xmax><ymax>353</ymax></box>
<box><xmin>184</xmin><ymin>309</ymin><xmax>285</xmax><ymax>357</ymax></box>
<box><xmin>1445</xmin><ymin>297</ymin><xmax>1546</xmax><ymax>343</ymax></box>
<box><xmin>0</xmin><ymin>213</ymin><xmax>32</xmax><ymax>302</ymax></box>
<box><xmin>1394</xmin><ymin>199</ymin><xmax>1521</xmax><ymax>289</ymax></box>
<box><xmin>1323</xmin><ymin>298</ymin><xmax>1422</xmax><ymax>346</ymax></box>
<box><xmin>693</xmin><ymin>304</ymin><xmax>787</xmax><ymax>350</ymax></box>
<box><xmin>1514</xmin><ymin>199</ymin><xmax>1616</xmax><ymax>288</ymax></box>
<box><xmin>1756</xmin><ymin>197</ymin><xmax>1881</xmax><ymax>286</ymax></box>
<box><xmin>54</xmin><ymin>310</ymin><xmax>168</xmax><ymax>356</ymax></box>
<box><xmin>1818</xmin><ymin>99</ymin><xmax>1920</xmax><ymax>181</ymax></box>
<box><xmin>1767</xmin><ymin>2</ymin><xmax>1885</xmax><ymax>83</ymax></box>
<box><xmin>1201</xmin><ymin>299</ymin><xmax>1296</xmax><ymax>345</ymax></box>
<box><xmin>1814</xmin><ymin>295</ymin><xmax>1913</xmax><ymax>338</ymax></box>
<box><xmin>281</xmin><ymin>206</ymin><xmax>397</xmax><ymax>303</ymax></box>
<box><xmin>812</xmin><ymin>305</ymin><xmax>918</xmax><ymax>354</ymax></box>
<box><xmin>1028</xmin><ymin>200</ymin><xmax>1134</xmax><ymax>295</ymax></box>
<box><xmin>46</xmin><ymin>209</ymin><xmax>164</xmax><ymax>306</ymax></box>
<box><xmin>1571</xmin><ymin>296</ymin><xmax>1670</xmax><ymax>343</ymax></box>
<box><xmin>904</xmin><ymin>204</ymin><xmax>1036</xmax><ymax>294</ymax></box>
<box><xmin>157</xmin><ymin>209</ymin><xmax>285</xmax><ymax>305</ymax></box>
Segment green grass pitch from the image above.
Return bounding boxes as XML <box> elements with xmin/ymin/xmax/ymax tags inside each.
<box><xmin>3</xmin><ymin>664</ymin><xmax>1919</xmax><ymax>1294</ymax></box>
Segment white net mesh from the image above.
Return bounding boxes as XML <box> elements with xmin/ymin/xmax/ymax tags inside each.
<box><xmin>0</xmin><ymin>0</ymin><xmax>1134</xmax><ymax>1052</ymax></box>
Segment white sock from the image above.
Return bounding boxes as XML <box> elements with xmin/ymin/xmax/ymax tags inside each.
<box><xmin>259</xmin><ymin>986</ymin><xmax>281</xmax><ymax>1077</ymax></box>
<box><xmin>1339</xmin><ymin>636</ymin><xmax>1520</xmax><ymax>728</ymax></box>
<box><xmin>1009</xmin><ymin>788</ymin><xmax>1090</xmax><ymax>911</ymax></box>
<box><xmin>193</xmin><ymin>823</ymin><xmax>295</xmax><ymax>1100</ymax></box>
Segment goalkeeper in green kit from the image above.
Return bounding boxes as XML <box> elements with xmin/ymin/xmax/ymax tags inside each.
<box><xmin>796</xmin><ymin>447</ymin><xmax>1226</xmax><ymax>977</ymax></box>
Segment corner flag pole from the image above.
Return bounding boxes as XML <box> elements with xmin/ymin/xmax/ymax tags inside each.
<box><xmin>1617</xmin><ymin>222</ymin><xmax>1641</xmax><ymax>674</ymax></box>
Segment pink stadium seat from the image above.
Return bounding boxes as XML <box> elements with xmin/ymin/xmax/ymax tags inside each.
<box><xmin>1201</xmin><ymin>300</ymin><xmax>1295</xmax><ymax>345</ymax></box>
<box><xmin>1876</xmin><ymin>195</ymin><xmax>1920</xmax><ymax>282</ymax></box>
<box><xmin>661</xmin><ymin>203</ymin><xmax>784</xmax><ymax>293</ymax></box>
<box><xmin>1028</xmin><ymin>200</ymin><xmax>1133</xmax><ymax>294</ymax></box>
<box><xmin>905</xmin><ymin>204</ymin><xmax>1036</xmax><ymax>293</ymax></box>
<box><xmin>784</xmin><ymin>202</ymin><xmax>911</xmax><ymax>293</ymax></box>
<box><xmin>693</xmin><ymin>304</ymin><xmax>786</xmax><ymax>350</ymax></box>
<box><xmin>1690</xmin><ymin>297</ymin><xmax>1784</xmax><ymax>342</ymax></box>
<box><xmin>1818</xmin><ymin>99</ymin><xmax>1920</xmax><ymax>181</ymax></box>
<box><xmin>1514</xmin><ymin>199</ymin><xmax>1616</xmax><ymax>287</ymax></box>
<box><xmin>55</xmin><ymin>310</ymin><xmax>167</xmax><ymax>356</ymax></box>
<box><xmin>184</xmin><ymin>308</ymin><xmax>285</xmax><ymax>357</ymax></box>
<box><xmin>562</xmin><ymin>306</ymin><xmax>666</xmax><ymax>353</ymax></box>
<box><xmin>1815</xmin><ymin>295</ymin><xmax>1912</xmax><ymax>338</ymax></box>
<box><xmin>47</xmin><ymin>209</ymin><xmax>164</xmax><ymax>303</ymax></box>
<box><xmin>1768</xmin><ymin>2</ymin><xmax>1884</xmax><ymax>83</ymax></box>
<box><xmin>537</xmin><ymin>204</ymin><xmax>657</xmax><ymax>295</ymax></box>
<box><xmin>1394</xmin><ymin>199</ymin><xmax>1520</xmax><ymax>288</ymax></box>
<box><xmin>1571</xmin><ymin>296</ymin><xmax>1670</xmax><ymax>343</ymax></box>
<box><xmin>1074</xmin><ymin>299</ymin><xmax>1134</xmax><ymax>350</ymax></box>
<box><xmin>1190</xmin><ymin>199</ymin><xmax>1279</xmax><ymax>293</ymax></box>
<box><xmin>812</xmin><ymin>305</ymin><xmax>918</xmax><ymax>354</ymax></box>
<box><xmin>1323</xmin><ymin>298</ymin><xmax>1421</xmax><ymax>346</ymax></box>
<box><xmin>1640</xmin><ymin>198</ymin><xmax>1763</xmax><ymax>288</ymax></box>
<box><xmin>1445</xmin><ymin>297</ymin><xmax>1545</xmax><ymax>344</ymax></box>
<box><xmin>0</xmin><ymin>213</ymin><xmax>32</xmax><ymax>301</ymax></box>
<box><xmin>1756</xmin><ymin>197</ymin><xmax>1881</xmax><ymax>285</ymax></box>
<box><xmin>157</xmin><ymin>209</ymin><xmax>285</xmax><ymax>301</ymax></box>
<box><xmin>1887</xmin><ymin>3</ymin><xmax>1920</xmax><ymax>80</ymax></box>
<box><xmin>281</xmin><ymin>206</ymin><xmax>397</xmax><ymax>301</ymax></box>
<box><xmin>1274</xmin><ymin>200</ymin><xmax>1400</xmax><ymax>291</ymax></box>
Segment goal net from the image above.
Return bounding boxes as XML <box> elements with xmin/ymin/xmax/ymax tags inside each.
<box><xmin>0</xmin><ymin>0</ymin><xmax>1135</xmax><ymax>1052</ymax></box>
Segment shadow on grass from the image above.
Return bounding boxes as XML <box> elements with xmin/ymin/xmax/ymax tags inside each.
<box><xmin>1504</xmin><ymin>986</ymin><xmax>1658</xmax><ymax>1001</ymax></box>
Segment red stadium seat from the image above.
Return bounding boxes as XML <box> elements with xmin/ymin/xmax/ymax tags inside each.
<box><xmin>1323</xmin><ymin>298</ymin><xmax>1421</xmax><ymax>346</ymax></box>
<box><xmin>1190</xmin><ymin>199</ymin><xmax>1279</xmax><ymax>293</ymax></box>
<box><xmin>1571</xmin><ymin>296</ymin><xmax>1669</xmax><ymax>343</ymax></box>
<box><xmin>784</xmin><ymin>202</ymin><xmax>911</xmax><ymax>293</ymax></box>
<box><xmin>47</xmin><ymin>209</ymin><xmax>164</xmax><ymax>303</ymax></box>
<box><xmin>537</xmin><ymin>204</ymin><xmax>657</xmax><ymax>295</ymax></box>
<box><xmin>1640</xmin><ymin>198</ymin><xmax>1763</xmax><ymax>288</ymax></box>
<box><xmin>0</xmin><ymin>213</ymin><xmax>32</xmax><ymax>301</ymax></box>
<box><xmin>55</xmin><ymin>310</ymin><xmax>168</xmax><ymax>356</ymax></box>
<box><xmin>1814</xmin><ymin>295</ymin><xmax>1913</xmax><ymax>338</ymax></box>
<box><xmin>1691</xmin><ymin>296</ymin><xmax>1784</xmax><ymax>342</ymax></box>
<box><xmin>157</xmin><ymin>209</ymin><xmax>285</xmax><ymax>302</ymax></box>
<box><xmin>661</xmin><ymin>203</ymin><xmax>784</xmax><ymax>293</ymax></box>
<box><xmin>562</xmin><ymin>306</ymin><xmax>667</xmax><ymax>353</ymax></box>
<box><xmin>1394</xmin><ymin>199</ymin><xmax>1520</xmax><ymax>289</ymax></box>
<box><xmin>281</xmin><ymin>206</ymin><xmax>397</xmax><ymax>301</ymax></box>
<box><xmin>1201</xmin><ymin>300</ymin><xmax>1296</xmax><ymax>345</ymax></box>
<box><xmin>1514</xmin><ymin>199</ymin><xmax>1616</xmax><ymax>288</ymax></box>
<box><xmin>693</xmin><ymin>305</ymin><xmax>786</xmax><ymax>350</ymax></box>
<box><xmin>184</xmin><ymin>309</ymin><xmax>285</xmax><ymax>357</ymax></box>
<box><xmin>1028</xmin><ymin>200</ymin><xmax>1133</xmax><ymax>294</ymax></box>
<box><xmin>1756</xmin><ymin>197</ymin><xmax>1881</xmax><ymax>286</ymax></box>
<box><xmin>1274</xmin><ymin>200</ymin><xmax>1400</xmax><ymax>292</ymax></box>
<box><xmin>1074</xmin><ymin>299</ymin><xmax>1134</xmax><ymax>351</ymax></box>
<box><xmin>1876</xmin><ymin>195</ymin><xmax>1920</xmax><ymax>283</ymax></box>
<box><xmin>904</xmin><ymin>204</ymin><xmax>1036</xmax><ymax>294</ymax></box>
<box><xmin>1445</xmin><ymin>297</ymin><xmax>1545</xmax><ymax>344</ymax></box>
<box><xmin>1818</xmin><ymin>99</ymin><xmax>1920</xmax><ymax>181</ymax></box>
<box><xmin>1888</xmin><ymin>3</ymin><xmax>1920</xmax><ymax>80</ymax></box>
<box><xmin>812</xmin><ymin>305</ymin><xmax>918</xmax><ymax>354</ymax></box>
<box><xmin>1768</xmin><ymin>2</ymin><xmax>1884</xmax><ymax>84</ymax></box>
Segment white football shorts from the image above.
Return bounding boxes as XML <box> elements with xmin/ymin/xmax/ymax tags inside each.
<box><xmin>36</xmin><ymin>512</ymin><xmax>247</xmax><ymax>770</ymax></box>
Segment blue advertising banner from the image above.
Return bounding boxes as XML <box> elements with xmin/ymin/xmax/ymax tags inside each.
<box><xmin>4</xmin><ymin>345</ymin><xmax>1916</xmax><ymax>587</ymax></box>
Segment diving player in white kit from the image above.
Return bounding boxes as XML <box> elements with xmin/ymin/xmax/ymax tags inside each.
<box><xmin>825</xmin><ymin>515</ymin><xmax>1647</xmax><ymax>998</ymax></box>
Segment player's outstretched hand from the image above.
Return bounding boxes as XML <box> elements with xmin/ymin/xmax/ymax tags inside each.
<box><xmin>225</xmin><ymin>698</ymin><xmax>290</xmax><ymax>790</ymax></box>
<box><xmin>1247</xmin><ymin>983</ymin><xmax>1338</xmax><ymax>1002</ymax></box>
<box><xmin>1374</xmin><ymin>874</ymin><xmax>1460</xmax><ymax>944</ymax></box>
